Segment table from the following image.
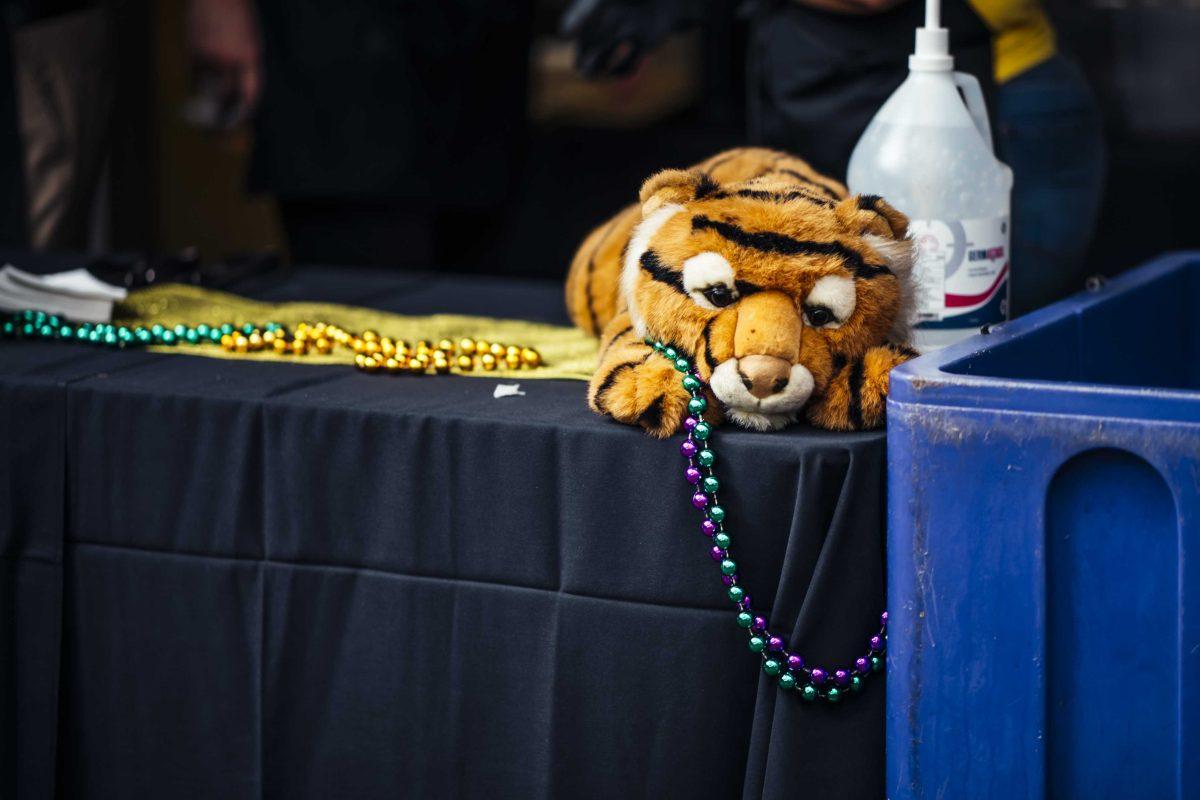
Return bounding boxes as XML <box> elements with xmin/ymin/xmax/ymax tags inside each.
<box><xmin>2</xmin><ymin>264</ymin><xmax>886</xmax><ymax>799</ymax></box>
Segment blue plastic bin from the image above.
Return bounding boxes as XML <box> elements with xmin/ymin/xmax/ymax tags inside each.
<box><xmin>887</xmin><ymin>253</ymin><xmax>1200</xmax><ymax>800</ymax></box>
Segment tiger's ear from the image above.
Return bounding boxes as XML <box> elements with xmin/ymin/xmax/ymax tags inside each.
<box><xmin>638</xmin><ymin>169</ymin><xmax>718</xmax><ymax>217</ymax></box>
<box><xmin>835</xmin><ymin>194</ymin><xmax>909</xmax><ymax>240</ymax></box>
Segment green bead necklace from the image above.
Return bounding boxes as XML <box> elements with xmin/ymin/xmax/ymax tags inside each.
<box><xmin>650</xmin><ymin>338</ymin><xmax>887</xmax><ymax>703</ymax></box>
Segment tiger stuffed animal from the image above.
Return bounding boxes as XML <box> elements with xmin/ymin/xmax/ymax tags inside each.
<box><xmin>565</xmin><ymin>147</ymin><xmax>918</xmax><ymax>437</ymax></box>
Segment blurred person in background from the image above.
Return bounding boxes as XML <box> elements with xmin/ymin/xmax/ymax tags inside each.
<box><xmin>0</xmin><ymin>0</ymin><xmax>113</xmax><ymax>250</ymax></box>
<box><xmin>186</xmin><ymin>0</ymin><xmax>535</xmax><ymax>270</ymax></box>
<box><xmin>563</xmin><ymin>0</ymin><xmax>1105</xmax><ymax>314</ymax></box>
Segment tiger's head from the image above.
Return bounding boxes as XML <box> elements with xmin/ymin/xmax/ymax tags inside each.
<box><xmin>620</xmin><ymin>168</ymin><xmax>915</xmax><ymax>431</ymax></box>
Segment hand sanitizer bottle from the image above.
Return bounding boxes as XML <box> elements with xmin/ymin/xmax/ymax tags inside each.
<box><xmin>847</xmin><ymin>0</ymin><xmax>1013</xmax><ymax>351</ymax></box>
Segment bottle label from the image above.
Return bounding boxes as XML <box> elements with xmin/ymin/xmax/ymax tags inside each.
<box><xmin>908</xmin><ymin>216</ymin><xmax>1009</xmax><ymax>329</ymax></box>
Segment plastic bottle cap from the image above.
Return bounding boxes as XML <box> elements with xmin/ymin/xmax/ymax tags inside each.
<box><xmin>910</xmin><ymin>27</ymin><xmax>953</xmax><ymax>71</ymax></box>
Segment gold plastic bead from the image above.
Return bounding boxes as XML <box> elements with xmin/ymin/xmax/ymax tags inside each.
<box><xmin>248</xmin><ymin>333</ymin><xmax>264</xmax><ymax>350</ymax></box>
<box><xmin>456</xmin><ymin>354</ymin><xmax>474</xmax><ymax>371</ymax></box>
<box><xmin>380</xmin><ymin>341</ymin><xmax>395</xmax><ymax>357</ymax></box>
<box><xmin>234</xmin><ymin>336</ymin><xmax>249</xmax><ymax>353</ymax></box>
<box><xmin>314</xmin><ymin>338</ymin><xmax>332</xmax><ymax>354</ymax></box>
<box><xmin>475</xmin><ymin>340</ymin><xmax>490</xmax><ymax>356</ymax></box>
<box><xmin>437</xmin><ymin>338</ymin><xmax>455</xmax><ymax>353</ymax></box>
<box><xmin>415</xmin><ymin>352</ymin><xmax>430</xmax><ymax>366</ymax></box>
<box><xmin>506</xmin><ymin>345</ymin><xmax>521</xmax><ymax>358</ymax></box>
<box><xmin>488</xmin><ymin>342</ymin><xmax>506</xmax><ymax>357</ymax></box>
<box><xmin>384</xmin><ymin>358</ymin><xmax>402</xmax><ymax>373</ymax></box>
<box><xmin>416</xmin><ymin>340</ymin><xmax>430</xmax><ymax>351</ymax></box>
<box><xmin>291</xmin><ymin>340</ymin><xmax>307</xmax><ymax>355</ymax></box>
<box><xmin>364</xmin><ymin>341</ymin><xmax>381</xmax><ymax>356</ymax></box>
<box><xmin>354</xmin><ymin>354</ymin><xmax>368</xmax><ymax>368</ymax></box>
<box><xmin>273</xmin><ymin>338</ymin><xmax>289</xmax><ymax>354</ymax></box>
<box><xmin>362</xmin><ymin>330</ymin><xmax>378</xmax><ymax>342</ymax></box>
<box><xmin>262</xmin><ymin>330</ymin><xmax>277</xmax><ymax>344</ymax></box>
<box><xmin>220</xmin><ymin>333</ymin><xmax>234</xmax><ymax>349</ymax></box>
<box><xmin>433</xmin><ymin>359</ymin><xmax>451</xmax><ymax>374</ymax></box>
<box><xmin>361</xmin><ymin>355</ymin><xmax>380</xmax><ymax>372</ymax></box>
<box><xmin>407</xmin><ymin>358</ymin><xmax>425</xmax><ymax>374</ymax></box>
<box><xmin>459</xmin><ymin>338</ymin><xmax>475</xmax><ymax>354</ymax></box>
<box><xmin>521</xmin><ymin>348</ymin><xmax>541</xmax><ymax>367</ymax></box>
<box><xmin>480</xmin><ymin>353</ymin><xmax>497</xmax><ymax>370</ymax></box>
<box><xmin>505</xmin><ymin>353</ymin><xmax>521</xmax><ymax>369</ymax></box>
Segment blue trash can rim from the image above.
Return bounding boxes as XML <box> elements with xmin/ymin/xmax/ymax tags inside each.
<box><xmin>889</xmin><ymin>251</ymin><xmax>1200</xmax><ymax>424</ymax></box>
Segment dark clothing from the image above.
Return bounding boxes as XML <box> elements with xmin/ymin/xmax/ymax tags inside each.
<box><xmin>746</xmin><ymin>0</ymin><xmax>995</xmax><ymax>180</ymax></box>
<box><xmin>996</xmin><ymin>55</ymin><xmax>1106</xmax><ymax>314</ymax></box>
<box><xmin>249</xmin><ymin>0</ymin><xmax>534</xmax><ymax>207</ymax></box>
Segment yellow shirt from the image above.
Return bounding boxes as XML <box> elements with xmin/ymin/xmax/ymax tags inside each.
<box><xmin>967</xmin><ymin>0</ymin><xmax>1057</xmax><ymax>83</ymax></box>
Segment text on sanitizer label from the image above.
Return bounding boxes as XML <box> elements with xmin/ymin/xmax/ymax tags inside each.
<box><xmin>908</xmin><ymin>216</ymin><xmax>1010</xmax><ymax>329</ymax></box>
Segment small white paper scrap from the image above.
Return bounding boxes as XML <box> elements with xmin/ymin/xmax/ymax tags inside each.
<box><xmin>493</xmin><ymin>383</ymin><xmax>526</xmax><ymax>399</ymax></box>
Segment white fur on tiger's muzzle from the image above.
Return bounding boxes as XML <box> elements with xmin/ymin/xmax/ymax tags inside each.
<box><xmin>707</xmin><ymin>358</ymin><xmax>815</xmax><ymax>431</ymax></box>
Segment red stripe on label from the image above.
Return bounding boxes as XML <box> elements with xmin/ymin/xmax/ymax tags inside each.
<box><xmin>945</xmin><ymin>263</ymin><xmax>1009</xmax><ymax>308</ymax></box>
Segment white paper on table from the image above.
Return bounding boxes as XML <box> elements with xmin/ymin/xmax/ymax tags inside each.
<box><xmin>3</xmin><ymin>264</ymin><xmax>127</xmax><ymax>300</ymax></box>
<box><xmin>493</xmin><ymin>383</ymin><xmax>526</xmax><ymax>399</ymax></box>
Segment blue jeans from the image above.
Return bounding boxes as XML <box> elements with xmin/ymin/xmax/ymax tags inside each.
<box><xmin>995</xmin><ymin>55</ymin><xmax>1107</xmax><ymax>316</ymax></box>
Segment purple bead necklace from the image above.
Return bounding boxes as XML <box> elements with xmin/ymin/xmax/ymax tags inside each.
<box><xmin>652</xmin><ymin>339</ymin><xmax>887</xmax><ymax>703</ymax></box>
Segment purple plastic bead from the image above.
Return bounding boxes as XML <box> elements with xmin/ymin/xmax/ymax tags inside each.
<box><xmin>767</xmin><ymin>636</ymin><xmax>785</xmax><ymax>653</ymax></box>
<box><xmin>787</xmin><ymin>654</ymin><xmax>804</xmax><ymax>672</ymax></box>
<box><xmin>700</xmin><ymin>519</ymin><xmax>718</xmax><ymax>537</ymax></box>
<box><xmin>739</xmin><ymin>595</ymin><xmax>752</xmax><ymax>611</ymax></box>
<box><xmin>810</xmin><ymin>668</ymin><xmax>827</xmax><ymax>686</ymax></box>
<box><xmin>683</xmin><ymin>416</ymin><xmax>699</xmax><ymax>431</ymax></box>
<box><xmin>710</xmin><ymin>546</ymin><xmax>725</xmax><ymax>562</ymax></box>
<box><xmin>834</xmin><ymin>669</ymin><xmax>850</xmax><ymax>686</ymax></box>
<box><xmin>685</xmin><ymin>467</ymin><xmax>702</xmax><ymax>485</ymax></box>
<box><xmin>869</xmin><ymin>635</ymin><xmax>883</xmax><ymax>652</ymax></box>
<box><xmin>855</xmin><ymin>657</ymin><xmax>870</xmax><ymax>674</ymax></box>
<box><xmin>691</xmin><ymin>492</ymin><xmax>709</xmax><ymax>509</ymax></box>
<box><xmin>880</xmin><ymin>611</ymin><xmax>888</xmax><ymax>626</ymax></box>
<box><xmin>721</xmin><ymin>575</ymin><xmax>736</xmax><ymax>587</ymax></box>
<box><xmin>680</xmin><ymin>440</ymin><xmax>697</xmax><ymax>458</ymax></box>
<box><xmin>751</xmin><ymin>616</ymin><xmax>767</xmax><ymax>634</ymax></box>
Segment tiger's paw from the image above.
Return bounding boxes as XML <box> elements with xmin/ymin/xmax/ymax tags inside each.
<box><xmin>804</xmin><ymin>343</ymin><xmax>916</xmax><ymax>431</ymax></box>
<box><xmin>589</xmin><ymin>355</ymin><xmax>697</xmax><ymax>438</ymax></box>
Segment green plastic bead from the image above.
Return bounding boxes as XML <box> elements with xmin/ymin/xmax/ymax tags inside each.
<box><xmin>220</xmin><ymin>323</ymin><xmax>235</xmax><ymax>335</ymax></box>
<box><xmin>688</xmin><ymin>396</ymin><xmax>708</xmax><ymax>414</ymax></box>
<box><xmin>117</xmin><ymin>328</ymin><xmax>134</xmax><ymax>342</ymax></box>
<box><xmin>242</xmin><ymin>323</ymin><xmax>256</xmax><ymax>335</ymax></box>
<box><xmin>720</xmin><ymin>558</ymin><xmax>737</xmax><ymax>576</ymax></box>
<box><xmin>663</xmin><ymin>346</ymin><xmax>677</xmax><ymax>360</ymax></box>
<box><xmin>871</xmin><ymin>656</ymin><xmax>883</xmax><ymax>673</ymax></box>
<box><xmin>714</xmin><ymin>532</ymin><xmax>731</xmax><ymax>549</ymax></box>
<box><xmin>173</xmin><ymin>323</ymin><xmax>189</xmax><ymax>337</ymax></box>
<box><xmin>693</xmin><ymin>422</ymin><xmax>712</xmax><ymax>440</ymax></box>
<box><xmin>763</xmin><ymin>659</ymin><xmax>782</xmax><ymax>676</ymax></box>
<box><xmin>136</xmin><ymin>329</ymin><xmax>152</xmax><ymax>343</ymax></box>
<box><xmin>801</xmin><ymin>685</ymin><xmax>818</xmax><ymax>702</ymax></box>
<box><xmin>644</xmin><ymin>336</ymin><xmax>655</xmax><ymax>346</ymax></box>
<box><xmin>708</xmin><ymin>505</ymin><xmax>725</xmax><ymax>523</ymax></box>
<box><xmin>75</xmin><ymin>328</ymin><xmax>90</xmax><ymax>341</ymax></box>
<box><xmin>265</xmin><ymin>322</ymin><xmax>281</xmax><ymax>331</ymax></box>
<box><xmin>697</xmin><ymin>449</ymin><xmax>715</xmax><ymax>467</ymax></box>
<box><xmin>703</xmin><ymin>476</ymin><xmax>719</xmax><ymax>494</ymax></box>
<box><xmin>727</xmin><ymin>585</ymin><xmax>745</xmax><ymax>603</ymax></box>
<box><xmin>38</xmin><ymin>324</ymin><xmax>54</xmax><ymax>337</ymax></box>
<box><xmin>2</xmin><ymin>321</ymin><xmax>13</xmax><ymax>336</ymax></box>
<box><xmin>653</xmin><ymin>341</ymin><xmax>665</xmax><ymax>352</ymax></box>
<box><xmin>748</xmin><ymin>636</ymin><xmax>766</xmax><ymax>653</ymax></box>
<box><xmin>736</xmin><ymin>611</ymin><xmax>753</xmax><ymax>628</ymax></box>
<box><xmin>850</xmin><ymin>676</ymin><xmax>863</xmax><ymax>692</ymax></box>
<box><xmin>209</xmin><ymin>330</ymin><xmax>222</xmax><ymax>343</ymax></box>
<box><xmin>674</xmin><ymin>357</ymin><xmax>690</xmax><ymax>373</ymax></box>
<box><xmin>196</xmin><ymin>324</ymin><xmax>211</xmax><ymax>336</ymax></box>
<box><xmin>58</xmin><ymin>325</ymin><xmax>73</xmax><ymax>339</ymax></box>
<box><xmin>779</xmin><ymin>673</ymin><xmax>797</xmax><ymax>690</ymax></box>
<box><xmin>185</xmin><ymin>330</ymin><xmax>200</xmax><ymax>344</ymax></box>
<box><xmin>102</xmin><ymin>331</ymin><xmax>118</xmax><ymax>346</ymax></box>
<box><xmin>826</xmin><ymin>687</ymin><xmax>842</xmax><ymax>703</ymax></box>
<box><xmin>682</xmin><ymin>375</ymin><xmax>701</xmax><ymax>392</ymax></box>
<box><xmin>160</xmin><ymin>330</ymin><xmax>177</xmax><ymax>345</ymax></box>
<box><xmin>151</xmin><ymin>324</ymin><xmax>164</xmax><ymax>336</ymax></box>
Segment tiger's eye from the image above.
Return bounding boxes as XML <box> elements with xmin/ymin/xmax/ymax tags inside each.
<box><xmin>702</xmin><ymin>285</ymin><xmax>736</xmax><ymax>308</ymax></box>
<box><xmin>805</xmin><ymin>305</ymin><xmax>835</xmax><ymax>327</ymax></box>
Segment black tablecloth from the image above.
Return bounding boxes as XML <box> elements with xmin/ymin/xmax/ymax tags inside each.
<box><xmin>1</xmin><ymin>266</ymin><xmax>886</xmax><ymax>800</ymax></box>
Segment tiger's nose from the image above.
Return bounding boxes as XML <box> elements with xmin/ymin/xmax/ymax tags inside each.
<box><xmin>738</xmin><ymin>355</ymin><xmax>792</xmax><ymax>399</ymax></box>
